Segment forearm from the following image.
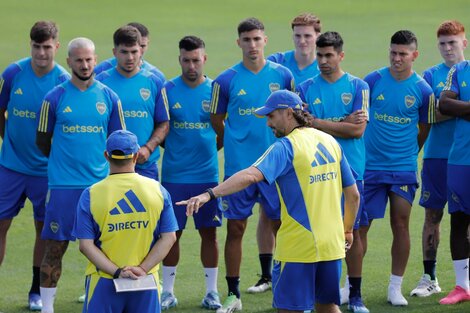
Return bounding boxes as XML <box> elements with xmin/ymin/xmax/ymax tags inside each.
<box><xmin>343</xmin><ymin>184</ymin><xmax>359</xmax><ymax>232</ymax></box>
<box><xmin>439</xmin><ymin>92</ymin><xmax>470</xmax><ymax>116</ymax></box>
<box><xmin>79</xmin><ymin>240</ymin><xmax>119</xmax><ymax>276</ymax></box>
<box><xmin>0</xmin><ymin>108</ymin><xmax>5</xmax><ymax>139</ymax></box>
<box><xmin>146</xmin><ymin>121</ymin><xmax>169</xmax><ymax>151</ymax></box>
<box><xmin>210</xmin><ymin>114</ymin><xmax>225</xmax><ymax>146</ymax></box>
<box><xmin>36</xmin><ymin>131</ymin><xmax>52</xmax><ymax>157</ymax></box>
<box><xmin>212</xmin><ymin>167</ymin><xmax>264</xmax><ymax>198</ymax></box>
<box><xmin>313</xmin><ymin>119</ymin><xmax>365</xmax><ymax>139</ymax></box>
<box><xmin>418</xmin><ymin>123</ymin><xmax>431</xmax><ymax>151</ymax></box>
<box><xmin>139</xmin><ymin>232</ymin><xmax>176</xmax><ymax>272</ymax></box>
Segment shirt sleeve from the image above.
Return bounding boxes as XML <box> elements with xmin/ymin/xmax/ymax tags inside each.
<box><xmin>352</xmin><ymin>79</ymin><xmax>370</xmax><ymax>120</ymax></box>
<box><xmin>107</xmin><ymin>89</ymin><xmax>126</xmax><ymax>134</ymax></box>
<box><xmin>151</xmin><ymin>75</ymin><xmax>169</xmax><ymax>124</ymax></box>
<box><xmin>0</xmin><ymin>63</ymin><xmax>21</xmax><ymax>109</ymax></box>
<box><xmin>73</xmin><ymin>188</ymin><xmax>97</xmax><ymax>239</ymax></box>
<box><xmin>443</xmin><ymin>64</ymin><xmax>460</xmax><ymax>95</ymax></box>
<box><xmin>418</xmin><ymin>81</ymin><xmax>436</xmax><ymax>124</ymax></box>
<box><xmin>266</xmin><ymin>52</ymin><xmax>284</xmax><ymax>64</ymax></box>
<box><xmin>37</xmin><ymin>87</ymin><xmax>62</xmax><ymax>134</ymax></box>
<box><xmin>157</xmin><ymin>184</ymin><xmax>178</xmax><ymax>233</ymax></box>
<box><xmin>210</xmin><ymin>70</ymin><xmax>235</xmax><ymax>115</ymax></box>
<box><xmin>253</xmin><ymin>140</ymin><xmax>292</xmax><ymax>184</ymax></box>
<box><xmin>339</xmin><ymin>151</ymin><xmax>356</xmax><ymax>188</ymax></box>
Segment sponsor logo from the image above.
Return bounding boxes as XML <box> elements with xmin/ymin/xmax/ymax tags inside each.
<box><xmin>172</xmin><ymin>102</ymin><xmax>182</xmax><ymax>109</ymax></box>
<box><xmin>12</xmin><ymin>107</ymin><xmax>35</xmax><ymax>118</ymax></box>
<box><xmin>96</xmin><ymin>102</ymin><xmax>106</xmax><ymax>115</ymax></box>
<box><xmin>63</xmin><ymin>106</ymin><xmax>72</xmax><ymax>113</ymax></box>
<box><xmin>313</xmin><ymin>98</ymin><xmax>322</xmax><ymax>105</ymax></box>
<box><xmin>376</xmin><ymin>94</ymin><xmax>385</xmax><ymax>101</ymax></box>
<box><xmin>269</xmin><ymin>83</ymin><xmax>280</xmax><ymax>92</ymax></box>
<box><xmin>202</xmin><ymin>100</ymin><xmax>211</xmax><ymax>113</ymax></box>
<box><xmin>213</xmin><ymin>216</ymin><xmax>220</xmax><ymax>222</ymax></box>
<box><xmin>62</xmin><ymin>125</ymin><xmax>104</xmax><ymax>133</ymax></box>
<box><xmin>404</xmin><ymin>95</ymin><xmax>416</xmax><ymax>108</ymax></box>
<box><xmin>437</xmin><ymin>82</ymin><xmax>445</xmax><ymax>88</ymax></box>
<box><xmin>310</xmin><ymin>171</ymin><xmax>338</xmax><ymax>184</ymax></box>
<box><xmin>173</xmin><ymin>121</ymin><xmax>210</xmax><ymax>129</ymax></box>
<box><xmin>108</xmin><ymin>220</ymin><xmax>149</xmax><ymax>232</ymax></box>
<box><xmin>400</xmin><ymin>185</ymin><xmax>408</xmax><ymax>192</ymax></box>
<box><xmin>108</xmin><ymin>190</ymin><xmax>150</xmax><ymax>232</ymax></box>
<box><xmin>140</xmin><ymin>88</ymin><xmax>151</xmax><ymax>101</ymax></box>
<box><xmin>237</xmin><ymin>89</ymin><xmax>247</xmax><ymax>96</ymax></box>
<box><xmin>462</xmin><ymin>81</ymin><xmax>467</xmax><ymax>87</ymax></box>
<box><xmin>123</xmin><ymin>110</ymin><xmax>148</xmax><ymax>118</ymax></box>
<box><xmin>50</xmin><ymin>222</ymin><xmax>59</xmax><ymax>233</ymax></box>
<box><xmin>14</xmin><ymin>88</ymin><xmax>23</xmax><ymax>95</ymax></box>
<box><xmin>311</xmin><ymin>142</ymin><xmax>336</xmax><ymax>168</ymax></box>
<box><xmin>325</xmin><ymin>116</ymin><xmax>346</xmax><ymax>122</ymax></box>
<box><xmin>374</xmin><ymin>111</ymin><xmax>411</xmax><ymax>124</ymax></box>
<box><xmin>238</xmin><ymin>107</ymin><xmax>259</xmax><ymax>116</ymax></box>
<box><xmin>341</xmin><ymin>93</ymin><xmax>352</xmax><ymax>105</ymax></box>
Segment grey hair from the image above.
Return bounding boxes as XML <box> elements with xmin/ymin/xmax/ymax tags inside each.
<box><xmin>67</xmin><ymin>37</ymin><xmax>95</xmax><ymax>56</ymax></box>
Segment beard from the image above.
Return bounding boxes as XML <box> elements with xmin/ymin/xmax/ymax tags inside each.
<box><xmin>73</xmin><ymin>70</ymin><xmax>93</xmax><ymax>81</ymax></box>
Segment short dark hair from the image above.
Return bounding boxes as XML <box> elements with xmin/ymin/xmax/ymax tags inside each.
<box><xmin>237</xmin><ymin>17</ymin><xmax>264</xmax><ymax>36</ymax></box>
<box><xmin>30</xmin><ymin>21</ymin><xmax>58</xmax><ymax>43</ymax></box>
<box><xmin>127</xmin><ymin>22</ymin><xmax>149</xmax><ymax>37</ymax></box>
<box><xmin>316</xmin><ymin>31</ymin><xmax>343</xmax><ymax>52</ymax></box>
<box><xmin>107</xmin><ymin>150</ymin><xmax>134</xmax><ymax>167</ymax></box>
<box><xmin>390</xmin><ymin>30</ymin><xmax>418</xmax><ymax>48</ymax></box>
<box><xmin>179</xmin><ymin>35</ymin><xmax>205</xmax><ymax>51</ymax></box>
<box><xmin>291</xmin><ymin>13</ymin><xmax>321</xmax><ymax>33</ymax></box>
<box><xmin>113</xmin><ymin>25</ymin><xmax>142</xmax><ymax>47</ymax></box>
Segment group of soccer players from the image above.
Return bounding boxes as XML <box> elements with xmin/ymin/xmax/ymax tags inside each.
<box><xmin>0</xmin><ymin>12</ymin><xmax>469</xmax><ymax>313</ymax></box>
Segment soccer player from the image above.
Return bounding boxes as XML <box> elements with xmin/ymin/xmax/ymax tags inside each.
<box><xmin>94</xmin><ymin>22</ymin><xmax>166</xmax><ymax>83</ymax></box>
<box><xmin>96</xmin><ymin>25</ymin><xmax>169</xmax><ymax>180</ymax></box>
<box><xmin>178</xmin><ymin>90</ymin><xmax>360</xmax><ymax>313</ymax></box>
<box><xmin>438</xmin><ymin>59</ymin><xmax>470</xmax><ymax>305</ymax></box>
<box><xmin>74</xmin><ymin>130</ymin><xmax>177</xmax><ymax>313</ymax></box>
<box><xmin>410</xmin><ymin>20</ymin><xmax>467</xmax><ymax>298</ymax></box>
<box><xmin>268</xmin><ymin>13</ymin><xmax>321</xmax><ymax>86</ymax></box>
<box><xmin>298</xmin><ymin>31</ymin><xmax>369</xmax><ymax>313</ymax></box>
<box><xmin>36</xmin><ymin>37</ymin><xmax>125</xmax><ymax>313</ymax></box>
<box><xmin>362</xmin><ymin>30</ymin><xmax>435</xmax><ymax>306</ymax></box>
<box><xmin>210</xmin><ymin>17</ymin><xmax>294</xmax><ymax>312</ymax></box>
<box><xmin>159</xmin><ymin>36</ymin><xmax>223</xmax><ymax>310</ymax></box>
<box><xmin>0</xmin><ymin>20</ymin><xmax>69</xmax><ymax>311</ymax></box>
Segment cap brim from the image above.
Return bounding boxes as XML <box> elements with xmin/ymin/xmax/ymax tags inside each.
<box><xmin>254</xmin><ymin>106</ymin><xmax>275</xmax><ymax>117</ymax></box>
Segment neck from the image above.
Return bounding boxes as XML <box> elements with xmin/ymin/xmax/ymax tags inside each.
<box><xmin>182</xmin><ymin>75</ymin><xmax>205</xmax><ymax>88</ymax></box>
<box><xmin>321</xmin><ymin>69</ymin><xmax>344</xmax><ymax>83</ymax></box>
<box><xmin>294</xmin><ymin>50</ymin><xmax>316</xmax><ymax>70</ymax></box>
<box><xmin>287</xmin><ymin>121</ymin><xmax>302</xmax><ymax>135</ymax></box>
<box><xmin>116</xmin><ymin>66</ymin><xmax>140</xmax><ymax>78</ymax></box>
<box><xmin>71</xmin><ymin>76</ymin><xmax>94</xmax><ymax>91</ymax></box>
<box><xmin>109</xmin><ymin>164</ymin><xmax>136</xmax><ymax>174</ymax></box>
<box><xmin>389</xmin><ymin>68</ymin><xmax>413</xmax><ymax>81</ymax></box>
<box><xmin>243</xmin><ymin>57</ymin><xmax>266</xmax><ymax>73</ymax></box>
<box><xmin>31</xmin><ymin>62</ymin><xmax>54</xmax><ymax>77</ymax></box>
<box><xmin>445</xmin><ymin>56</ymin><xmax>465</xmax><ymax>68</ymax></box>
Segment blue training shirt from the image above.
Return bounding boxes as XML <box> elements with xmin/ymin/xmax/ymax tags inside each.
<box><xmin>267</xmin><ymin>50</ymin><xmax>319</xmax><ymax>86</ymax></box>
<box><xmin>96</xmin><ymin>68</ymin><xmax>168</xmax><ymax>169</ymax></box>
<box><xmin>94</xmin><ymin>57</ymin><xmax>166</xmax><ymax>84</ymax></box>
<box><xmin>210</xmin><ymin>60</ymin><xmax>294</xmax><ymax>176</ymax></box>
<box><xmin>0</xmin><ymin>58</ymin><xmax>69</xmax><ymax>176</ymax></box>
<box><xmin>37</xmin><ymin>80</ymin><xmax>125</xmax><ymax>188</ymax></box>
<box><xmin>298</xmin><ymin>73</ymin><xmax>369</xmax><ymax>180</ymax></box>
<box><xmin>444</xmin><ymin>60</ymin><xmax>470</xmax><ymax>166</ymax></box>
<box><xmin>161</xmin><ymin>76</ymin><xmax>218</xmax><ymax>183</ymax></box>
<box><xmin>364</xmin><ymin>67</ymin><xmax>436</xmax><ymax>171</ymax></box>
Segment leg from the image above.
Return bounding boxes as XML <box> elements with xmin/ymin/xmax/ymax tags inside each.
<box><xmin>314</xmin><ymin>303</ymin><xmax>341</xmax><ymax>313</ymax></box>
<box><xmin>40</xmin><ymin>240</ymin><xmax>69</xmax><ymax>288</ymax></box>
<box><xmin>256</xmin><ymin>206</ymin><xmax>275</xmax><ymax>255</ymax></box>
<box><xmin>278</xmin><ymin>309</ymin><xmax>303</xmax><ymax>313</ymax></box>
<box><xmin>422</xmin><ymin>208</ymin><xmax>443</xmax><ymax>265</ymax></box>
<box><xmin>389</xmin><ymin>193</ymin><xmax>411</xmax><ymax>276</ymax></box>
<box><xmin>161</xmin><ymin>230</ymin><xmax>182</xmax><ymax>309</ymax></box>
<box><xmin>163</xmin><ymin>230</ymin><xmax>183</xmax><ymax>267</ymax></box>
<box><xmin>225</xmin><ymin>219</ymin><xmax>247</xmax><ymax>298</ymax></box>
<box><xmin>0</xmin><ymin>219</ymin><xmax>13</xmax><ymax>265</ymax></box>
<box><xmin>199</xmin><ymin>227</ymin><xmax>218</xmax><ymax>268</ymax></box>
<box><xmin>33</xmin><ymin>220</ymin><xmax>46</xmax><ymax>267</ymax></box>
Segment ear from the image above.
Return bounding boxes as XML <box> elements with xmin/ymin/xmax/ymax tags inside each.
<box><xmin>112</xmin><ymin>47</ymin><xmax>117</xmax><ymax>57</ymax></box>
<box><xmin>236</xmin><ymin>38</ymin><xmax>240</xmax><ymax>48</ymax></box>
<box><xmin>412</xmin><ymin>49</ymin><xmax>419</xmax><ymax>61</ymax></box>
<box><xmin>104</xmin><ymin>151</ymin><xmax>110</xmax><ymax>162</ymax></box>
<box><xmin>132</xmin><ymin>153</ymin><xmax>138</xmax><ymax>164</ymax></box>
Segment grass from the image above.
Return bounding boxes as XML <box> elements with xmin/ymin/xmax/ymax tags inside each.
<box><xmin>1</xmin><ymin>0</ymin><xmax>470</xmax><ymax>312</ymax></box>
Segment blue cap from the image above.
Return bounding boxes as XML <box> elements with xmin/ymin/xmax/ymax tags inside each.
<box><xmin>106</xmin><ymin>130</ymin><xmax>140</xmax><ymax>159</ymax></box>
<box><xmin>254</xmin><ymin>90</ymin><xmax>304</xmax><ymax>116</ymax></box>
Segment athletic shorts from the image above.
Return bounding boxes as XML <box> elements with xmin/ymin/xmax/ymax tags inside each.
<box><xmin>41</xmin><ymin>188</ymin><xmax>84</xmax><ymax>241</ymax></box>
<box><xmin>272</xmin><ymin>259</ymin><xmax>341</xmax><ymax>311</ymax></box>
<box><xmin>83</xmin><ymin>273</ymin><xmax>160</xmax><ymax>313</ymax></box>
<box><xmin>364</xmin><ymin>170</ymin><xmax>418</xmax><ymax>220</ymax></box>
<box><xmin>342</xmin><ymin>180</ymin><xmax>368</xmax><ymax>228</ymax></box>
<box><xmin>419</xmin><ymin>159</ymin><xmax>448</xmax><ymax>210</ymax></box>
<box><xmin>162</xmin><ymin>182</ymin><xmax>222</xmax><ymax>230</ymax></box>
<box><xmin>136</xmin><ymin>163</ymin><xmax>159</xmax><ymax>181</ymax></box>
<box><xmin>222</xmin><ymin>176</ymin><xmax>280</xmax><ymax>220</ymax></box>
<box><xmin>447</xmin><ymin>164</ymin><xmax>470</xmax><ymax>215</ymax></box>
<box><xmin>0</xmin><ymin>165</ymin><xmax>48</xmax><ymax>221</ymax></box>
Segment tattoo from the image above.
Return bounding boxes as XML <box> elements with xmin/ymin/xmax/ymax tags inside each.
<box><xmin>40</xmin><ymin>241</ymin><xmax>69</xmax><ymax>287</ymax></box>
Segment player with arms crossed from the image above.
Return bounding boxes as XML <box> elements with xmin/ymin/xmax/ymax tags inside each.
<box><xmin>36</xmin><ymin>37</ymin><xmax>125</xmax><ymax>313</ymax></box>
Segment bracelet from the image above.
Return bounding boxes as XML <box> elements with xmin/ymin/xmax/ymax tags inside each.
<box><xmin>143</xmin><ymin>144</ymin><xmax>154</xmax><ymax>153</ymax></box>
<box><xmin>205</xmin><ymin>188</ymin><xmax>216</xmax><ymax>201</ymax></box>
<box><xmin>344</xmin><ymin>230</ymin><xmax>353</xmax><ymax>234</ymax></box>
<box><xmin>113</xmin><ymin>268</ymin><xmax>122</xmax><ymax>279</ymax></box>
<box><xmin>138</xmin><ymin>265</ymin><xmax>147</xmax><ymax>273</ymax></box>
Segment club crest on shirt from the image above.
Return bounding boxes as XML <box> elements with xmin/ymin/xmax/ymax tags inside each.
<box><xmin>404</xmin><ymin>95</ymin><xmax>416</xmax><ymax>108</ymax></box>
<box><xmin>140</xmin><ymin>88</ymin><xmax>151</xmax><ymax>101</ymax></box>
<box><xmin>50</xmin><ymin>222</ymin><xmax>59</xmax><ymax>233</ymax></box>
<box><xmin>422</xmin><ymin>191</ymin><xmax>430</xmax><ymax>202</ymax></box>
<box><xmin>202</xmin><ymin>100</ymin><xmax>211</xmax><ymax>113</ymax></box>
<box><xmin>96</xmin><ymin>102</ymin><xmax>107</xmax><ymax>115</ymax></box>
<box><xmin>341</xmin><ymin>93</ymin><xmax>352</xmax><ymax>105</ymax></box>
<box><xmin>269</xmin><ymin>83</ymin><xmax>280</xmax><ymax>93</ymax></box>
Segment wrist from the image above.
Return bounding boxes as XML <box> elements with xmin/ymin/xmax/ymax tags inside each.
<box><xmin>143</xmin><ymin>144</ymin><xmax>154</xmax><ymax>153</ymax></box>
<box><xmin>113</xmin><ymin>267</ymin><xmax>122</xmax><ymax>279</ymax></box>
<box><xmin>205</xmin><ymin>188</ymin><xmax>216</xmax><ymax>201</ymax></box>
<box><xmin>138</xmin><ymin>264</ymin><xmax>148</xmax><ymax>273</ymax></box>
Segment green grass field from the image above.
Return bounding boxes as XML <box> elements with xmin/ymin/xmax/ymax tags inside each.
<box><xmin>1</xmin><ymin>0</ymin><xmax>470</xmax><ymax>312</ymax></box>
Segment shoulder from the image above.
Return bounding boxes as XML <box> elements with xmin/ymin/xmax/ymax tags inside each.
<box><xmin>213</xmin><ymin>66</ymin><xmax>238</xmax><ymax>86</ymax></box>
<box><xmin>267</xmin><ymin>52</ymin><xmax>285</xmax><ymax>63</ymax></box>
<box><xmin>364</xmin><ymin>67</ymin><xmax>386</xmax><ymax>88</ymax></box>
<box><xmin>1</xmin><ymin>59</ymin><xmax>26</xmax><ymax>80</ymax></box>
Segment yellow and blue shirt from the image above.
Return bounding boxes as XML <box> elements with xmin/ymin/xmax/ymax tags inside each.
<box><xmin>74</xmin><ymin>173</ymin><xmax>178</xmax><ymax>278</ymax></box>
<box><xmin>253</xmin><ymin>127</ymin><xmax>355</xmax><ymax>263</ymax></box>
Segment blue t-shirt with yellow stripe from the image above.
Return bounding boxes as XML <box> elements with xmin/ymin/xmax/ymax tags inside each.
<box><xmin>161</xmin><ymin>76</ymin><xmax>218</xmax><ymax>183</ymax></box>
<box><xmin>298</xmin><ymin>73</ymin><xmax>369</xmax><ymax>180</ymax></box>
<box><xmin>210</xmin><ymin>60</ymin><xmax>294</xmax><ymax>176</ymax></box>
<box><xmin>267</xmin><ymin>50</ymin><xmax>319</xmax><ymax>86</ymax></box>
<box><xmin>422</xmin><ymin>63</ymin><xmax>456</xmax><ymax>159</ymax></box>
<box><xmin>74</xmin><ymin>173</ymin><xmax>178</xmax><ymax>278</ymax></box>
<box><xmin>444</xmin><ymin>60</ymin><xmax>470</xmax><ymax>166</ymax></box>
<box><xmin>94</xmin><ymin>57</ymin><xmax>166</xmax><ymax>84</ymax></box>
<box><xmin>254</xmin><ymin>127</ymin><xmax>355</xmax><ymax>263</ymax></box>
<box><xmin>364</xmin><ymin>67</ymin><xmax>436</xmax><ymax>171</ymax></box>
<box><xmin>37</xmin><ymin>80</ymin><xmax>125</xmax><ymax>188</ymax></box>
<box><xmin>0</xmin><ymin>58</ymin><xmax>69</xmax><ymax>176</ymax></box>
<box><xmin>96</xmin><ymin>68</ymin><xmax>168</xmax><ymax>169</ymax></box>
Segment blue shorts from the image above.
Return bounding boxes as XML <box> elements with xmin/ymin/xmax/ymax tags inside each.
<box><xmin>447</xmin><ymin>164</ymin><xmax>470</xmax><ymax>215</ymax></box>
<box><xmin>162</xmin><ymin>182</ymin><xmax>222</xmax><ymax>230</ymax></box>
<box><xmin>272</xmin><ymin>259</ymin><xmax>341</xmax><ymax>311</ymax></box>
<box><xmin>0</xmin><ymin>165</ymin><xmax>48</xmax><ymax>221</ymax></box>
<box><xmin>364</xmin><ymin>170</ymin><xmax>418</xmax><ymax>220</ymax></box>
<box><xmin>41</xmin><ymin>188</ymin><xmax>84</xmax><ymax>241</ymax></box>
<box><xmin>419</xmin><ymin>159</ymin><xmax>448</xmax><ymax>210</ymax></box>
<box><xmin>83</xmin><ymin>273</ymin><xmax>160</xmax><ymax>313</ymax></box>
<box><xmin>136</xmin><ymin>163</ymin><xmax>159</xmax><ymax>181</ymax></box>
<box><xmin>222</xmin><ymin>176</ymin><xmax>280</xmax><ymax>220</ymax></box>
<box><xmin>342</xmin><ymin>180</ymin><xmax>368</xmax><ymax>229</ymax></box>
